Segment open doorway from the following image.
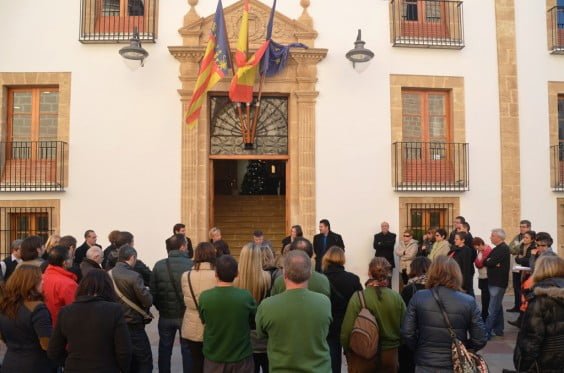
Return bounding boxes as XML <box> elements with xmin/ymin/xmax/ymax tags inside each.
<box><xmin>212</xmin><ymin>159</ymin><xmax>287</xmax><ymax>256</ymax></box>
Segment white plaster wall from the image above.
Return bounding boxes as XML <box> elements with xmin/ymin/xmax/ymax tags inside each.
<box><xmin>515</xmin><ymin>0</ymin><xmax>564</xmax><ymax>252</ymax></box>
<box><xmin>0</xmin><ymin>0</ymin><xmax>507</xmax><ymax>273</ymax></box>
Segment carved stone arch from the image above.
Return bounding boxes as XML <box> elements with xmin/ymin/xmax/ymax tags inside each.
<box><xmin>169</xmin><ymin>0</ymin><xmax>327</xmax><ymax>242</ymax></box>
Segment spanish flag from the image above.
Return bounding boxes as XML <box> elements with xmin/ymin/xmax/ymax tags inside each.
<box><xmin>185</xmin><ymin>0</ymin><xmax>231</xmax><ymax>128</ymax></box>
<box><xmin>229</xmin><ymin>0</ymin><xmax>269</xmax><ymax>103</ymax></box>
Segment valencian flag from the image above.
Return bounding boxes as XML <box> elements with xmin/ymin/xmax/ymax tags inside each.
<box><xmin>185</xmin><ymin>0</ymin><xmax>231</xmax><ymax>127</ymax></box>
<box><xmin>260</xmin><ymin>0</ymin><xmax>307</xmax><ymax>77</ymax></box>
<box><xmin>229</xmin><ymin>0</ymin><xmax>269</xmax><ymax>103</ymax></box>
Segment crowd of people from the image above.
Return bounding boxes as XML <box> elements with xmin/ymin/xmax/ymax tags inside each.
<box><xmin>0</xmin><ymin>217</ymin><xmax>560</xmax><ymax>373</ymax></box>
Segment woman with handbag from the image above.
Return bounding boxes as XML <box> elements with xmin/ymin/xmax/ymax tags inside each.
<box><xmin>181</xmin><ymin>242</ymin><xmax>217</xmax><ymax>373</ymax></box>
<box><xmin>401</xmin><ymin>256</ymin><xmax>487</xmax><ymax>372</ymax></box>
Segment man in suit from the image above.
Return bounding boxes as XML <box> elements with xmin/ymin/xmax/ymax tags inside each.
<box><xmin>313</xmin><ymin>219</ymin><xmax>345</xmax><ymax>272</ymax></box>
<box><xmin>373</xmin><ymin>221</ymin><xmax>397</xmax><ymax>268</ymax></box>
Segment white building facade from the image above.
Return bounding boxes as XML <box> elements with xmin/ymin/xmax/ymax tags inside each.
<box><xmin>0</xmin><ymin>0</ymin><xmax>561</xmax><ymax>277</ymax></box>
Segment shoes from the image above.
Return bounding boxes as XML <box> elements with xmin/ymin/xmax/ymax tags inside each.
<box><xmin>508</xmin><ymin>319</ymin><xmax>521</xmax><ymax>328</ymax></box>
<box><xmin>506</xmin><ymin>307</ymin><xmax>520</xmax><ymax>313</ymax></box>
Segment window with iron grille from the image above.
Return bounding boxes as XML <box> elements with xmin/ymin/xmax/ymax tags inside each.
<box><xmin>405</xmin><ymin>202</ymin><xmax>454</xmax><ymax>241</ymax></box>
<box><xmin>0</xmin><ymin>207</ymin><xmax>55</xmax><ymax>258</ymax></box>
<box><xmin>80</xmin><ymin>0</ymin><xmax>157</xmax><ymax>43</ymax></box>
<box><xmin>2</xmin><ymin>87</ymin><xmax>67</xmax><ymax>191</ymax></box>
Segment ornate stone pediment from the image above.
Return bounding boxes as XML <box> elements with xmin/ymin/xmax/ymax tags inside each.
<box><xmin>180</xmin><ymin>0</ymin><xmax>317</xmax><ymax>48</ymax></box>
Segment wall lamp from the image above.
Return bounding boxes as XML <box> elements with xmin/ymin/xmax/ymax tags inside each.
<box><xmin>345</xmin><ymin>29</ymin><xmax>374</xmax><ymax>68</ymax></box>
<box><xmin>119</xmin><ymin>27</ymin><xmax>149</xmax><ymax>67</ymax></box>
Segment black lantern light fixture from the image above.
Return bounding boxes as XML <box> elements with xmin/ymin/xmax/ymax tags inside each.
<box><xmin>345</xmin><ymin>29</ymin><xmax>374</xmax><ymax>67</ymax></box>
<box><xmin>119</xmin><ymin>27</ymin><xmax>149</xmax><ymax>67</ymax></box>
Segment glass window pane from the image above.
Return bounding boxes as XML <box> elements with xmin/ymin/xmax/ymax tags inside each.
<box><xmin>103</xmin><ymin>0</ymin><xmax>120</xmax><ymax>15</ymax></box>
<box><xmin>39</xmin><ymin>115</ymin><xmax>58</xmax><ymax>140</ymax></box>
<box><xmin>40</xmin><ymin>91</ymin><xmax>59</xmax><ymax>113</ymax></box>
<box><xmin>129</xmin><ymin>0</ymin><xmax>145</xmax><ymax>16</ymax></box>
<box><xmin>12</xmin><ymin>116</ymin><xmax>32</xmax><ymax>141</ymax></box>
<box><xmin>425</xmin><ymin>1</ymin><xmax>441</xmax><ymax>21</ymax></box>
<box><xmin>428</xmin><ymin>94</ymin><xmax>445</xmax><ymax>115</ymax></box>
<box><xmin>13</xmin><ymin>92</ymin><xmax>32</xmax><ymax>113</ymax></box>
<box><xmin>402</xmin><ymin>93</ymin><xmax>421</xmax><ymax>115</ymax></box>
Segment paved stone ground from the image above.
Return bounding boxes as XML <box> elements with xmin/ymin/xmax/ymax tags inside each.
<box><xmin>0</xmin><ymin>295</ymin><xmax>520</xmax><ymax>372</ymax></box>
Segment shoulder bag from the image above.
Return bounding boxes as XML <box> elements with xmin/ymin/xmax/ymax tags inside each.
<box><xmin>187</xmin><ymin>270</ymin><xmax>199</xmax><ymax>311</ymax></box>
<box><xmin>166</xmin><ymin>259</ymin><xmax>185</xmax><ymax>310</ymax></box>
<box><xmin>431</xmin><ymin>288</ymin><xmax>488</xmax><ymax>373</ymax></box>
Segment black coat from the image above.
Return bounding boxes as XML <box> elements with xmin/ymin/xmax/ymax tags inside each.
<box><xmin>150</xmin><ymin>250</ymin><xmax>193</xmax><ymax>319</ymax></box>
<box><xmin>324</xmin><ymin>264</ymin><xmax>362</xmax><ymax>339</ymax></box>
<box><xmin>485</xmin><ymin>242</ymin><xmax>510</xmax><ymax>288</ymax></box>
<box><xmin>2</xmin><ymin>255</ymin><xmax>19</xmax><ymax>282</ymax></box>
<box><xmin>373</xmin><ymin>232</ymin><xmax>397</xmax><ymax>268</ymax></box>
<box><xmin>448</xmin><ymin>245</ymin><xmax>475</xmax><ymax>295</ymax></box>
<box><xmin>401</xmin><ymin>286</ymin><xmax>487</xmax><ymax>369</ymax></box>
<box><xmin>313</xmin><ymin>231</ymin><xmax>345</xmax><ymax>272</ymax></box>
<box><xmin>47</xmin><ymin>295</ymin><xmax>132</xmax><ymax>372</ymax></box>
<box><xmin>514</xmin><ymin>277</ymin><xmax>564</xmax><ymax>373</ymax></box>
<box><xmin>74</xmin><ymin>243</ymin><xmax>102</xmax><ymax>265</ymax></box>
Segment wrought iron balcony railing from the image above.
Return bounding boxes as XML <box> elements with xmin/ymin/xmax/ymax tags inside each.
<box><xmin>392</xmin><ymin>142</ymin><xmax>469</xmax><ymax>191</ymax></box>
<box><xmin>550</xmin><ymin>144</ymin><xmax>564</xmax><ymax>190</ymax></box>
<box><xmin>79</xmin><ymin>0</ymin><xmax>157</xmax><ymax>43</ymax></box>
<box><xmin>390</xmin><ymin>0</ymin><xmax>464</xmax><ymax>49</ymax></box>
<box><xmin>0</xmin><ymin>141</ymin><xmax>67</xmax><ymax>192</ymax></box>
<box><xmin>548</xmin><ymin>6</ymin><xmax>564</xmax><ymax>53</ymax></box>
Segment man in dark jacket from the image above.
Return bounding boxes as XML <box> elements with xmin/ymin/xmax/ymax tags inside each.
<box><xmin>150</xmin><ymin>234</ymin><xmax>193</xmax><ymax>373</ymax></box>
<box><xmin>114</xmin><ymin>231</ymin><xmax>152</xmax><ymax>287</ymax></box>
<box><xmin>73</xmin><ymin>229</ymin><xmax>101</xmax><ymax>265</ymax></box>
<box><xmin>173</xmin><ymin>223</ymin><xmax>194</xmax><ymax>259</ymax></box>
<box><xmin>373</xmin><ymin>222</ymin><xmax>396</xmax><ymax>268</ymax></box>
<box><xmin>1</xmin><ymin>239</ymin><xmax>22</xmax><ymax>282</ymax></box>
<box><xmin>111</xmin><ymin>245</ymin><xmax>153</xmax><ymax>373</ymax></box>
<box><xmin>313</xmin><ymin>219</ymin><xmax>345</xmax><ymax>272</ymax></box>
<box><xmin>485</xmin><ymin>228</ymin><xmax>510</xmax><ymax>340</ymax></box>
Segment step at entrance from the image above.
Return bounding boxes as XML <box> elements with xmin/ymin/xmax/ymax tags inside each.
<box><xmin>214</xmin><ymin>195</ymin><xmax>286</xmax><ymax>257</ymax></box>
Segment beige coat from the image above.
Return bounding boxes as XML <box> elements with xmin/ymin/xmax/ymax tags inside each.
<box><xmin>429</xmin><ymin>240</ymin><xmax>451</xmax><ymax>262</ymax></box>
<box><xmin>395</xmin><ymin>239</ymin><xmax>419</xmax><ymax>273</ymax></box>
<box><xmin>180</xmin><ymin>263</ymin><xmax>216</xmax><ymax>342</ymax></box>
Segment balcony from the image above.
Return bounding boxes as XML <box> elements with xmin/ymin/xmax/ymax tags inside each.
<box><xmin>392</xmin><ymin>142</ymin><xmax>469</xmax><ymax>191</ymax></box>
<box><xmin>390</xmin><ymin>0</ymin><xmax>464</xmax><ymax>49</ymax></box>
<box><xmin>548</xmin><ymin>6</ymin><xmax>564</xmax><ymax>53</ymax></box>
<box><xmin>79</xmin><ymin>0</ymin><xmax>157</xmax><ymax>43</ymax></box>
<box><xmin>0</xmin><ymin>141</ymin><xmax>67</xmax><ymax>192</ymax></box>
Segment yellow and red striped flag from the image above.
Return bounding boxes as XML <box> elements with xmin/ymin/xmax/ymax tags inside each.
<box><xmin>185</xmin><ymin>0</ymin><xmax>231</xmax><ymax>127</ymax></box>
<box><xmin>229</xmin><ymin>0</ymin><xmax>269</xmax><ymax>103</ymax></box>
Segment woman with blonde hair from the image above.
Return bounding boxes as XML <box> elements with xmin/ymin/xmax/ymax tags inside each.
<box><xmin>514</xmin><ymin>254</ymin><xmax>564</xmax><ymax>372</ymax></box>
<box><xmin>0</xmin><ymin>265</ymin><xmax>52</xmax><ymax>372</ymax></box>
<box><xmin>181</xmin><ymin>242</ymin><xmax>217</xmax><ymax>373</ymax></box>
<box><xmin>341</xmin><ymin>257</ymin><xmax>405</xmax><ymax>372</ymax></box>
<box><xmin>322</xmin><ymin>246</ymin><xmax>362</xmax><ymax>373</ymax></box>
<box><xmin>43</xmin><ymin>234</ymin><xmax>60</xmax><ymax>258</ymax></box>
<box><xmin>235</xmin><ymin>243</ymin><xmax>271</xmax><ymax>373</ymax></box>
<box><xmin>401</xmin><ymin>256</ymin><xmax>486</xmax><ymax>372</ymax></box>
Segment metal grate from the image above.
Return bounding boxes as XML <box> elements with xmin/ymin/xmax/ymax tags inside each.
<box><xmin>390</xmin><ymin>0</ymin><xmax>464</xmax><ymax>49</ymax></box>
<box><xmin>392</xmin><ymin>141</ymin><xmax>469</xmax><ymax>191</ymax></box>
<box><xmin>0</xmin><ymin>141</ymin><xmax>67</xmax><ymax>192</ymax></box>
<box><xmin>79</xmin><ymin>0</ymin><xmax>157</xmax><ymax>43</ymax></box>
<box><xmin>550</xmin><ymin>144</ymin><xmax>564</xmax><ymax>191</ymax></box>
<box><xmin>209</xmin><ymin>96</ymin><xmax>288</xmax><ymax>155</ymax></box>
<box><xmin>0</xmin><ymin>207</ymin><xmax>55</xmax><ymax>258</ymax></box>
<box><xmin>405</xmin><ymin>202</ymin><xmax>454</xmax><ymax>241</ymax></box>
<box><xmin>548</xmin><ymin>6</ymin><xmax>564</xmax><ymax>54</ymax></box>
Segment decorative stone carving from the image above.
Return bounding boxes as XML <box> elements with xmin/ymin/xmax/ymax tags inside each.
<box><xmin>169</xmin><ymin>0</ymin><xmax>327</xmax><ymax>243</ymax></box>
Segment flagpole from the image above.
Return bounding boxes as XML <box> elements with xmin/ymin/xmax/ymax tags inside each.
<box><xmin>250</xmin><ymin>72</ymin><xmax>267</xmax><ymax>146</ymax></box>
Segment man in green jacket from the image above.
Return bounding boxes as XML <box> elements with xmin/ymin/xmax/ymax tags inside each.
<box><xmin>150</xmin><ymin>234</ymin><xmax>193</xmax><ymax>373</ymax></box>
<box><xmin>256</xmin><ymin>250</ymin><xmax>332</xmax><ymax>372</ymax></box>
<box><xmin>270</xmin><ymin>238</ymin><xmax>330</xmax><ymax>298</ymax></box>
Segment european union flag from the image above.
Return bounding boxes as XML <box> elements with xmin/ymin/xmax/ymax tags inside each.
<box><xmin>259</xmin><ymin>0</ymin><xmax>307</xmax><ymax>78</ymax></box>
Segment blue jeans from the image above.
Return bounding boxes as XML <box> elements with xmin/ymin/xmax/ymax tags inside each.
<box><xmin>158</xmin><ymin>317</ymin><xmax>192</xmax><ymax>373</ymax></box>
<box><xmin>128</xmin><ymin>324</ymin><xmax>153</xmax><ymax>373</ymax></box>
<box><xmin>485</xmin><ymin>285</ymin><xmax>506</xmax><ymax>335</ymax></box>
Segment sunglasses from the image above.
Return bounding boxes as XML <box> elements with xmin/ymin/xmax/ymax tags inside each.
<box><xmin>403</xmin><ymin>234</ymin><xmax>411</xmax><ymax>237</ymax></box>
